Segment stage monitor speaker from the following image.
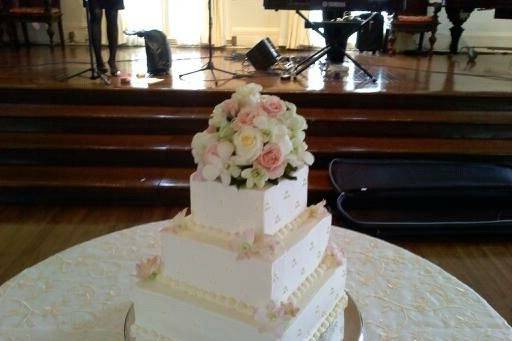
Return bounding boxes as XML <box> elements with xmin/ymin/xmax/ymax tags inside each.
<box><xmin>246</xmin><ymin>38</ymin><xmax>280</xmax><ymax>71</ymax></box>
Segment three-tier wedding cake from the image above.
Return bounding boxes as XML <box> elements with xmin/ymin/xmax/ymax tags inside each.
<box><xmin>130</xmin><ymin>84</ymin><xmax>348</xmax><ymax>340</ymax></box>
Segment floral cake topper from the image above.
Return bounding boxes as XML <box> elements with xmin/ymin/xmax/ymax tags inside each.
<box><xmin>191</xmin><ymin>83</ymin><xmax>314</xmax><ymax>189</ymax></box>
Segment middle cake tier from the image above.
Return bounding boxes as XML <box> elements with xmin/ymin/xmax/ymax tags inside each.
<box><xmin>161</xmin><ymin>203</ymin><xmax>332</xmax><ymax>308</ymax></box>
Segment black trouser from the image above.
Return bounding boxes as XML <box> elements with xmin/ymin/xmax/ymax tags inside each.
<box><xmin>89</xmin><ymin>5</ymin><xmax>119</xmax><ymax>67</ymax></box>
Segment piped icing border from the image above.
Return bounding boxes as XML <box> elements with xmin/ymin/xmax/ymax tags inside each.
<box><xmin>141</xmin><ymin>252</ymin><xmax>343</xmax><ymax>322</ymax></box>
<box><xmin>309</xmin><ymin>292</ymin><xmax>348</xmax><ymax>341</ymax></box>
<box><xmin>162</xmin><ymin>201</ymin><xmax>326</xmax><ymax>241</ymax></box>
<box><xmin>161</xmin><ymin>202</ymin><xmax>330</xmax><ymax>260</ymax></box>
<box><xmin>130</xmin><ymin>292</ymin><xmax>349</xmax><ymax>341</ymax></box>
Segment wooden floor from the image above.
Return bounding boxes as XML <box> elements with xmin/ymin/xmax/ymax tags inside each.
<box><xmin>0</xmin><ymin>45</ymin><xmax>511</xmax><ymax>94</ymax></box>
<box><xmin>0</xmin><ymin>205</ymin><xmax>510</xmax><ymax>325</ymax></box>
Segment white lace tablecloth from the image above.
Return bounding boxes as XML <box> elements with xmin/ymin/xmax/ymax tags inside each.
<box><xmin>0</xmin><ymin>221</ymin><xmax>510</xmax><ymax>341</ymax></box>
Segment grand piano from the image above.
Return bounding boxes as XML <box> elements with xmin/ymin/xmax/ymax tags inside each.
<box><xmin>445</xmin><ymin>1</ymin><xmax>512</xmax><ymax>53</ymax></box>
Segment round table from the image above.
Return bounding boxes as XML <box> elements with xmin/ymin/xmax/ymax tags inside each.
<box><xmin>0</xmin><ymin>221</ymin><xmax>510</xmax><ymax>341</ymax></box>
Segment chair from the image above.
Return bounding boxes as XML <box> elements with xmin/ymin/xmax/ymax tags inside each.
<box><xmin>3</xmin><ymin>0</ymin><xmax>64</xmax><ymax>48</ymax></box>
<box><xmin>388</xmin><ymin>0</ymin><xmax>442</xmax><ymax>55</ymax></box>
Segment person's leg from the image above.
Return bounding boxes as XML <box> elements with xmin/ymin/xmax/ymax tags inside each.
<box><xmin>89</xmin><ymin>4</ymin><xmax>107</xmax><ymax>72</ymax></box>
<box><xmin>105</xmin><ymin>8</ymin><xmax>119</xmax><ymax>75</ymax></box>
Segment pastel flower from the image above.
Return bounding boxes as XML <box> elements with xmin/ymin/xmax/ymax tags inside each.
<box><xmin>135</xmin><ymin>255</ymin><xmax>162</xmax><ymax>280</ymax></box>
<box><xmin>241</xmin><ymin>166</ymin><xmax>269</xmax><ymax>189</ymax></box>
<box><xmin>281</xmin><ymin>302</ymin><xmax>300</xmax><ymax>318</ymax></box>
<box><xmin>233</xmin><ymin>127</ymin><xmax>264</xmax><ymax>165</ymax></box>
<box><xmin>230</xmin><ymin>229</ymin><xmax>256</xmax><ymax>260</ymax></box>
<box><xmin>191</xmin><ymin>132</ymin><xmax>218</xmax><ymax>165</ymax></box>
<box><xmin>221</xmin><ymin>98</ymin><xmax>239</xmax><ymax>117</ymax></box>
<box><xmin>160</xmin><ymin>208</ymin><xmax>188</xmax><ymax>234</ymax></box>
<box><xmin>289</xmin><ymin>114</ymin><xmax>308</xmax><ymax>131</ymax></box>
<box><xmin>288</xmin><ymin>141</ymin><xmax>314</xmax><ymax>167</ymax></box>
<box><xmin>261</xmin><ymin>95</ymin><xmax>286</xmax><ymax>118</ymax></box>
<box><xmin>209</xmin><ymin>104</ymin><xmax>229</xmax><ymax>128</ymax></box>
<box><xmin>257</xmin><ymin>235</ymin><xmax>281</xmax><ymax>260</ymax></box>
<box><xmin>232</xmin><ymin>83</ymin><xmax>262</xmax><ymax>107</ymax></box>
<box><xmin>233</xmin><ymin>105</ymin><xmax>264</xmax><ymax>130</ymax></box>
<box><xmin>201</xmin><ymin>141</ymin><xmax>235</xmax><ymax>185</ymax></box>
<box><xmin>218</xmin><ymin>123</ymin><xmax>235</xmax><ymax>140</ymax></box>
<box><xmin>254</xmin><ymin>301</ymin><xmax>299</xmax><ymax>337</ymax></box>
<box><xmin>255</xmin><ymin>143</ymin><xmax>286</xmax><ymax>180</ymax></box>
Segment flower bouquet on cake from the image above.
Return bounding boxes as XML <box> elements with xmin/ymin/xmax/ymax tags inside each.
<box><xmin>191</xmin><ymin>83</ymin><xmax>314</xmax><ymax>189</ymax></box>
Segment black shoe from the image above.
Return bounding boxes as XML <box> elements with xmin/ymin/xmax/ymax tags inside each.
<box><xmin>97</xmin><ymin>63</ymin><xmax>108</xmax><ymax>74</ymax></box>
<box><xmin>109</xmin><ymin>60</ymin><xmax>119</xmax><ymax>76</ymax></box>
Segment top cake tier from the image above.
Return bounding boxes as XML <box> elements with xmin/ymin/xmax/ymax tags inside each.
<box><xmin>191</xmin><ymin>166</ymin><xmax>308</xmax><ymax>235</ymax></box>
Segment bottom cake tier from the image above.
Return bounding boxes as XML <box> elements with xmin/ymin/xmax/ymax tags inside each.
<box><xmin>131</xmin><ymin>259</ymin><xmax>347</xmax><ymax>341</ymax></box>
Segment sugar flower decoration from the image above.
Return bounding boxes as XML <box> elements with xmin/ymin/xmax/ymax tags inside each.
<box><xmin>229</xmin><ymin>229</ymin><xmax>256</xmax><ymax>260</ymax></box>
<box><xmin>135</xmin><ymin>255</ymin><xmax>162</xmax><ymax>281</ymax></box>
<box><xmin>229</xmin><ymin>229</ymin><xmax>281</xmax><ymax>260</ymax></box>
<box><xmin>254</xmin><ymin>301</ymin><xmax>300</xmax><ymax>336</ymax></box>
<box><xmin>326</xmin><ymin>242</ymin><xmax>345</xmax><ymax>267</ymax></box>
<box><xmin>191</xmin><ymin>83</ymin><xmax>313</xmax><ymax>189</ymax></box>
<box><xmin>160</xmin><ymin>208</ymin><xmax>188</xmax><ymax>234</ymax></box>
<box><xmin>309</xmin><ymin>200</ymin><xmax>327</xmax><ymax>218</ymax></box>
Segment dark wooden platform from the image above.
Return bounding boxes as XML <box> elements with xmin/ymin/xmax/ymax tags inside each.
<box><xmin>0</xmin><ymin>46</ymin><xmax>511</xmax><ymax>205</ymax></box>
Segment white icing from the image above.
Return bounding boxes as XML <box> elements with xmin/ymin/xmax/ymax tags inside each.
<box><xmin>130</xmin><ymin>294</ymin><xmax>347</xmax><ymax>341</ymax></box>
<box><xmin>130</xmin><ymin>255</ymin><xmax>347</xmax><ymax>341</ymax></box>
<box><xmin>190</xmin><ymin>167</ymin><xmax>308</xmax><ymax>235</ymax></box>
<box><xmin>161</xmin><ymin>211</ymin><xmax>332</xmax><ymax>307</ymax></box>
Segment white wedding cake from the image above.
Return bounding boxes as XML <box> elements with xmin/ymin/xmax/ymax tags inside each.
<box><xmin>130</xmin><ymin>84</ymin><xmax>348</xmax><ymax>340</ymax></box>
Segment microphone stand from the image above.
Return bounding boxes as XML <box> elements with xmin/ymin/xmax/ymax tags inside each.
<box><xmin>179</xmin><ymin>0</ymin><xmax>239</xmax><ymax>85</ymax></box>
<box><xmin>59</xmin><ymin>0</ymin><xmax>110</xmax><ymax>85</ymax></box>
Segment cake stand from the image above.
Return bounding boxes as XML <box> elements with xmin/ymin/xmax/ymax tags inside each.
<box><xmin>124</xmin><ymin>292</ymin><xmax>364</xmax><ymax>341</ymax></box>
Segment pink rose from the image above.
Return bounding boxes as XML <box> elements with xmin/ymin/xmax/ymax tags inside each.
<box><xmin>260</xmin><ymin>95</ymin><xmax>286</xmax><ymax>118</ymax></box>
<box><xmin>203</xmin><ymin>143</ymin><xmax>219</xmax><ymax>164</ymax></box>
<box><xmin>222</xmin><ymin>98</ymin><xmax>239</xmax><ymax>117</ymax></box>
<box><xmin>255</xmin><ymin>143</ymin><xmax>286</xmax><ymax>179</ymax></box>
<box><xmin>233</xmin><ymin>106</ymin><xmax>263</xmax><ymax>130</ymax></box>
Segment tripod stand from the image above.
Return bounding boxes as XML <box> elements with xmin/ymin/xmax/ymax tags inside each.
<box><xmin>60</xmin><ymin>0</ymin><xmax>110</xmax><ymax>85</ymax></box>
<box><xmin>286</xmin><ymin>11</ymin><xmax>377</xmax><ymax>83</ymax></box>
<box><xmin>179</xmin><ymin>0</ymin><xmax>238</xmax><ymax>85</ymax></box>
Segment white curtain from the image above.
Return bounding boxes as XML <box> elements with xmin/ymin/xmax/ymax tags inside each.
<box><xmin>279</xmin><ymin>10</ymin><xmax>311</xmax><ymax>49</ymax></box>
<box><xmin>119</xmin><ymin>0</ymin><xmax>227</xmax><ymax>47</ymax></box>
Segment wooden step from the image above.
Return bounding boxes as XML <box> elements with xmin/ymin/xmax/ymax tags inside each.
<box><xmin>0</xmin><ymin>166</ymin><xmax>332</xmax><ymax>204</ymax></box>
<box><xmin>2</xmin><ymin>104</ymin><xmax>512</xmax><ymax>138</ymax></box>
<box><xmin>1</xmin><ymin>133</ymin><xmax>512</xmax><ymax>167</ymax></box>
<box><xmin>1</xmin><ymin>86</ymin><xmax>512</xmax><ymax>111</ymax></box>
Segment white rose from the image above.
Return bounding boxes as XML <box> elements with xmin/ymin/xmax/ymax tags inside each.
<box><xmin>253</xmin><ymin>115</ymin><xmax>269</xmax><ymax>130</ymax></box>
<box><xmin>232</xmin><ymin>83</ymin><xmax>262</xmax><ymax>107</ymax></box>
<box><xmin>232</xmin><ymin>127</ymin><xmax>264</xmax><ymax>165</ymax></box>
<box><xmin>289</xmin><ymin>114</ymin><xmax>307</xmax><ymax>131</ymax></box>
<box><xmin>275</xmin><ymin>135</ymin><xmax>293</xmax><ymax>156</ymax></box>
<box><xmin>191</xmin><ymin>132</ymin><xmax>218</xmax><ymax>164</ymax></box>
<box><xmin>209</xmin><ymin>104</ymin><xmax>228</xmax><ymax>128</ymax></box>
<box><xmin>284</xmin><ymin>101</ymin><xmax>297</xmax><ymax>114</ymax></box>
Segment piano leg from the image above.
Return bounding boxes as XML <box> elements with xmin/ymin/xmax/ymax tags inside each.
<box><xmin>445</xmin><ymin>7</ymin><xmax>474</xmax><ymax>54</ymax></box>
